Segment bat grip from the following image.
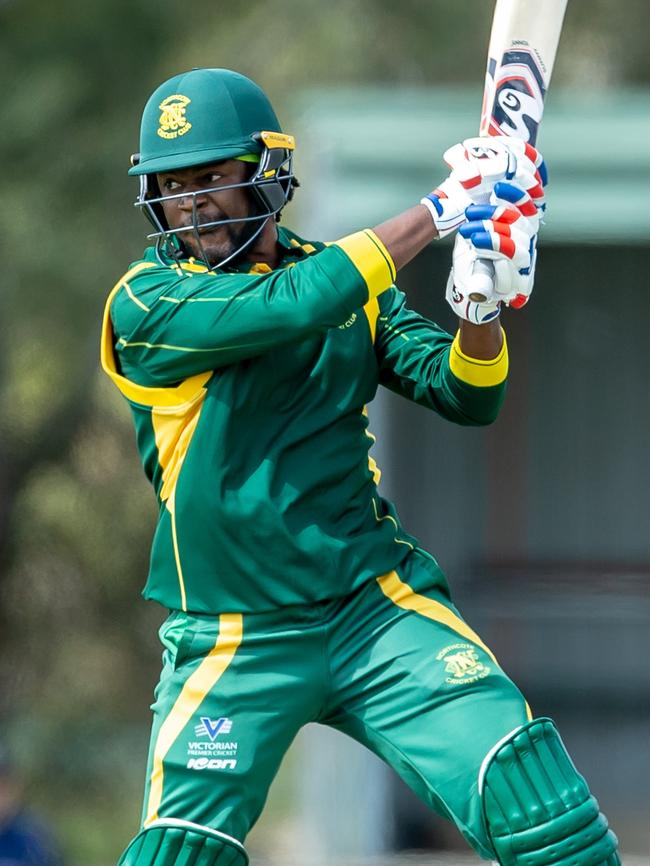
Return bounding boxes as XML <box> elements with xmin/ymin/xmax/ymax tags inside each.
<box><xmin>469</xmin><ymin>258</ymin><xmax>495</xmax><ymax>303</ymax></box>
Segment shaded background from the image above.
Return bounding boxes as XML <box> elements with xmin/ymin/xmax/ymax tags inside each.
<box><xmin>0</xmin><ymin>1</ymin><xmax>648</xmax><ymax>863</ymax></box>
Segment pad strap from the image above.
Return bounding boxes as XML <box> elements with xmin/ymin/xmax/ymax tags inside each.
<box><xmin>481</xmin><ymin>718</ymin><xmax>620</xmax><ymax>866</ymax></box>
<box><xmin>118</xmin><ymin>819</ymin><xmax>248</xmax><ymax>866</ymax></box>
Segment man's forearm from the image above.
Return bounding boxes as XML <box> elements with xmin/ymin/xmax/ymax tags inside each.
<box><xmin>373</xmin><ymin>206</ymin><xmax>505</xmax><ymax>362</ymax></box>
<box><xmin>373</xmin><ymin>204</ymin><xmax>438</xmax><ymax>271</ymax></box>
<box><xmin>373</xmin><ymin>204</ymin><xmax>439</xmax><ymax>272</ymax></box>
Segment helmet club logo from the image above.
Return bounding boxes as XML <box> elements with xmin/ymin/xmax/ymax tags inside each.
<box><xmin>157</xmin><ymin>94</ymin><xmax>192</xmax><ymax>140</ymax></box>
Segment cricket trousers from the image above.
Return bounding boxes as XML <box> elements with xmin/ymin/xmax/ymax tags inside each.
<box><xmin>140</xmin><ymin>548</ymin><xmax>530</xmax><ymax>861</ymax></box>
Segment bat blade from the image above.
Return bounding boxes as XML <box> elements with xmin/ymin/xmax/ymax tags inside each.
<box><xmin>480</xmin><ymin>0</ymin><xmax>569</xmax><ymax>146</ymax></box>
<box><xmin>469</xmin><ymin>0</ymin><xmax>569</xmax><ymax>302</ymax></box>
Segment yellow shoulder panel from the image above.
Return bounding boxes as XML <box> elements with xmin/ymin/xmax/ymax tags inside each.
<box><xmin>335</xmin><ymin>230</ymin><xmax>396</xmax><ymax>300</ymax></box>
<box><xmin>100</xmin><ymin>261</ymin><xmax>212</xmax><ymax>407</ymax></box>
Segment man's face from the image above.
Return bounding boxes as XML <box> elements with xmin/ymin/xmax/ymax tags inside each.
<box><xmin>156</xmin><ymin>159</ymin><xmax>254</xmax><ymax>265</ymax></box>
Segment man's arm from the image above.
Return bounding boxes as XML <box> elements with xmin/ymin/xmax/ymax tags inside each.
<box><xmin>108</xmin><ymin>231</ymin><xmax>396</xmax><ymax>386</ymax></box>
<box><xmin>107</xmin><ymin>139</ymin><xmax>541</xmax><ymax>387</ymax></box>
<box><xmin>373</xmin><ymin>287</ymin><xmax>508</xmax><ymax>427</ymax></box>
<box><xmin>373</xmin><ymin>205</ymin><xmax>503</xmax><ymax>361</ymax></box>
<box><xmin>458</xmin><ymin>318</ymin><xmax>504</xmax><ymax>359</ymax></box>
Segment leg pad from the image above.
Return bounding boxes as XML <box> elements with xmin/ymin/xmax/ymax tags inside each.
<box><xmin>480</xmin><ymin>718</ymin><xmax>620</xmax><ymax>866</ymax></box>
<box><xmin>118</xmin><ymin>819</ymin><xmax>248</xmax><ymax>866</ymax></box>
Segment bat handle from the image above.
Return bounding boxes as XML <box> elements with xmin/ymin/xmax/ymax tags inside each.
<box><xmin>468</xmin><ymin>258</ymin><xmax>495</xmax><ymax>303</ymax></box>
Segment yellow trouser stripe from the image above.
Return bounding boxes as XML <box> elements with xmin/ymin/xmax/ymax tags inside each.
<box><xmin>377</xmin><ymin>570</ymin><xmax>498</xmax><ymax>664</ymax></box>
<box><xmin>145</xmin><ymin>613</ymin><xmax>243</xmax><ymax>825</ymax></box>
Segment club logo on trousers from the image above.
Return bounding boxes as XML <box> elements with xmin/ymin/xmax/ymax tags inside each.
<box><xmin>437</xmin><ymin>643</ymin><xmax>490</xmax><ymax>685</ymax></box>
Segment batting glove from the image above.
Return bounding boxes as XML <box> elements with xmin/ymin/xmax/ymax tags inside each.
<box><xmin>421</xmin><ymin>136</ymin><xmax>546</xmax><ymax>238</ymax></box>
<box><xmin>445</xmin><ymin>181</ymin><xmax>540</xmax><ymax>323</ymax></box>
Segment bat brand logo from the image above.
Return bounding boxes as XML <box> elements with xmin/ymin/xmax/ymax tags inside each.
<box><xmin>487</xmin><ymin>49</ymin><xmax>546</xmax><ymax>144</ymax></box>
<box><xmin>157</xmin><ymin>94</ymin><xmax>192</xmax><ymax>140</ymax></box>
<box><xmin>437</xmin><ymin>643</ymin><xmax>490</xmax><ymax>686</ymax></box>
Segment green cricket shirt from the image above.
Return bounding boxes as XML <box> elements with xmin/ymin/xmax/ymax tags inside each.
<box><xmin>101</xmin><ymin>226</ymin><xmax>508</xmax><ymax>614</ymax></box>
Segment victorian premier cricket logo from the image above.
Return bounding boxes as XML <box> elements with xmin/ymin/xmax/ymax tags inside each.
<box><xmin>187</xmin><ymin>716</ymin><xmax>238</xmax><ymax>771</ymax></box>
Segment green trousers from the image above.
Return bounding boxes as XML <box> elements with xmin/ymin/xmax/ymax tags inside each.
<box><xmin>141</xmin><ymin>549</ymin><xmax>530</xmax><ymax>860</ymax></box>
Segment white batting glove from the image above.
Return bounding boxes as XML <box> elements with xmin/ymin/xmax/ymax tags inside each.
<box><xmin>421</xmin><ymin>136</ymin><xmax>546</xmax><ymax>238</ymax></box>
<box><xmin>446</xmin><ymin>181</ymin><xmax>540</xmax><ymax>323</ymax></box>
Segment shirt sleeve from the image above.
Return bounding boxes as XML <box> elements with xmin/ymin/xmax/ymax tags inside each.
<box><xmin>108</xmin><ymin>230</ymin><xmax>395</xmax><ymax>386</ymax></box>
<box><xmin>374</xmin><ymin>286</ymin><xmax>508</xmax><ymax>426</ymax></box>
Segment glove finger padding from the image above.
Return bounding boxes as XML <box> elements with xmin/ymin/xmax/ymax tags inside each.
<box><xmin>492</xmin><ymin>179</ymin><xmax>543</xmax><ymax>224</ymax></box>
<box><xmin>449</xmin><ymin>224</ymin><xmax>536</xmax><ymax>315</ymax></box>
<box><xmin>443</xmin><ymin>138</ymin><xmax>546</xmax><ymax>205</ymax></box>
<box><xmin>462</xmin><ymin>223</ymin><xmax>533</xmax><ymax>268</ymax></box>
<box><xmin>423</xmin><ymin>137</ymin><xmax>546</xmax><ymax>241</ymax></box>
<box><xmin>443</xmin><ymin>140</ymin><xmax>513</xmax><ymax>196</ymax></box>
<box><xmin>488</xmin><ymin>181</ymin><xmax>540</xmax><ymax>307</ymax></box>
<box><xmin>480</xmin><ymin>137</ymin><xmax>548</xmax><ymax>189</ymax></box>
<box><xmin>509</xmin><ymin>236</ymin><xmax>538</xmax><ymax>308</ymax></box>
<box><xmin>446</xmin><ymin>234</ymin><xmax>502</xmax><ymax>324</ymax></box>
<box><xmin>459</xmin><ymin>189</ymin><xmax>539</xmax><ymax>304</ymax></box>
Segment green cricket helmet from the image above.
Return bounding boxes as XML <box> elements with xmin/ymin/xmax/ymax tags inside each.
<box><xmin>129</xmin><ymin>68</ymin><xmax>296</xmax><ymax>268</ymax></box>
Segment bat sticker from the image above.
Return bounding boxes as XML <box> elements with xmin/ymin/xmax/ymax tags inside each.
<box><xmin>486</xmin><ymin>49</ymin><xmax>547</xmax><ymax>144</ymax></box>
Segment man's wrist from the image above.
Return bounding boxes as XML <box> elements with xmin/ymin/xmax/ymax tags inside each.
<box><xmin>458</xmin><ymin>319</ymin><xmax>504</xmax><ymax>360</ymax></box>
<box><xmin>420</xmin><ymin>178</ymin><xmax>469</xmax><ymax>239</ymax></box>
<box><xmin>449</xmin><ymin>326</ymin><xmax>508</xmax><ymax>387</ymax></box>
<box><xmin>417</xmin><ymin>201</ymin><xmax>440</xmax><ymax>239</ymax></box>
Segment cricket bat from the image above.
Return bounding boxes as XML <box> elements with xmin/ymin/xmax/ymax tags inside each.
<box><xmin>470</xmin><ymin>0</ymin><xmax>569</xmax><ymax>300</ymax></box>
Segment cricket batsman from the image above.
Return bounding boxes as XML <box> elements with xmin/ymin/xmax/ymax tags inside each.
<box><xmin>101</xmin><ymin>68</ymin><xmax>621</xmax><ymax>865</ymax></box>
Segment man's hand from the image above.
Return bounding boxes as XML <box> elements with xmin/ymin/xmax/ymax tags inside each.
<box><xmin>446</xmin><ymin>181</ymin><xmax>540</xmax><ymax>323</ymax></box>
<box><xmin>420</xmin><ymin>136</ymin><xmax>545</xmax><ymax>238</ymax></box>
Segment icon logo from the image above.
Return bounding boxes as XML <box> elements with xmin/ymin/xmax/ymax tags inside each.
<box><xmin>157</xmin><ymin>94</ymin><xmax>192</xmax><ymax>140</ymax></box>
<box><xmin>194</xmin><ymin>716</ymin><xmax>233</xmax><ymax>741</ymax></box>
<box><xmin>437</xmin><ymin>643</ymin><xmax>490</xmax><ymax>685</ymax></box>
<box><xmin>187</xmin><ymin>757</ymin><xmax>237</xmax><ymax>771</ymax></box>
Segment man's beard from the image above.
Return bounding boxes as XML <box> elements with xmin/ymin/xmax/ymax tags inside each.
<box><xmin>182</xmin><ymin>216</ymin><xmax>249</xmax><ymax>267</ymax></box>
